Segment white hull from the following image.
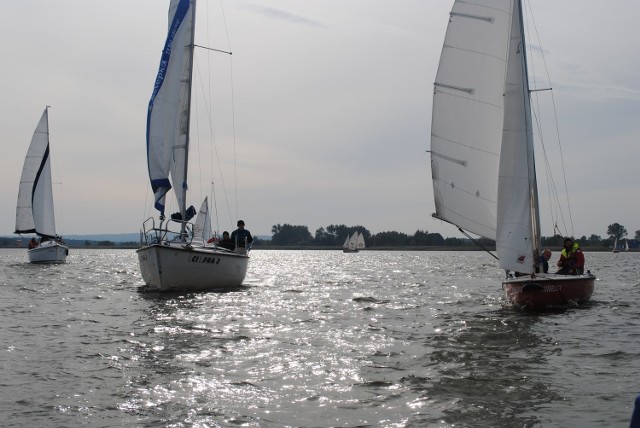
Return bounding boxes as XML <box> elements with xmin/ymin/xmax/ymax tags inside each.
<box><xmin>137</xmin><ymin>243</ymin><xmax>249</xmax><ymax>291</ymax></box>
<box><xmin>28</xmin><ymin>241</ymin><xmax>68</xmax><ymax>263</ymax></box>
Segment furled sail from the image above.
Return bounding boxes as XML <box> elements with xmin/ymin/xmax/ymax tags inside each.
<box><xmin>15</xmin><ymin>108</ymin><xmax>57</xmax><ymax>238</ymax></box>
<box><xmin>146</xmin><ymin>0</ymin><xmax>194</xmax><ymax>216</ymax></box>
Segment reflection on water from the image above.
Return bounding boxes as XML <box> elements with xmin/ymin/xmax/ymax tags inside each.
<box><xmin>0</xmin><ymin>249</ymin><xmax>638</xmax><ymax>427</ymax></box>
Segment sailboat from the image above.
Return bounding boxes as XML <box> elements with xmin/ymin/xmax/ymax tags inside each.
<box><xmin>342</xmin><ymin>232</ymin><xmax>357</xmax><ymax>253</ymax></box>
<box><xmin>612</xmin><ymin>237</ymin><xmax>620</xmax><ymax>253</ymax></box>
<box><xmin>429</xmin><ymin>0</ymin><xmax>595</xmax><ymax>309</ymax></box>
<box><xmin>342</xmin><ymin>232</ymin><xmax>365</xmax><ymax>253</ymax></box>
<box><xmin>15</xmin><ymin>107</ymin><xmax>69</xmax><ymax>264</ymax></box>
<box><xmin>625</xmin><ymin>240</ymin><xmax>629</xmax><ymax>252</ymax></box>
<box><xmin>137</xmin><ymin>0</ymin><xmax>249</xmax><ymax>291</ymax></box>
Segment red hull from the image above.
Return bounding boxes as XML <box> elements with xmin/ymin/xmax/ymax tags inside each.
<box><xmin>503</xmin><ymin>273</ymin><xmax>596</xmax><ymax>310</ymax></box>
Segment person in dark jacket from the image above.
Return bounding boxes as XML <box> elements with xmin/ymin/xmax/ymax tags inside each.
<box><xmin>218</xmin><ymin>231</ymin><xmax>235</xmax><ymax>250</ymax></box>
<box><xmin>231</xmin><ymin>220</ymin><xmax>253</xmax><ymax>252</ymax></box>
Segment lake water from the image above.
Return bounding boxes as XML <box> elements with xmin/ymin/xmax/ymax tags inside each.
<box><xmin>0</xmin><ymin>248</ymin><xmax>638</xmax><ymax>427</ymax></box>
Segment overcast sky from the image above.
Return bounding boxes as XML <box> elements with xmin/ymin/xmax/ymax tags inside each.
<box><xmin>1</xmin><ymin>0</ymin><xmax>638</xmax><ymax>239</ymax></box>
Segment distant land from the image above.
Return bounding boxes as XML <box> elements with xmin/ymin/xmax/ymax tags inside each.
<box><xmin>2</xmin><ymin>233</ymin><xmax>272</xmax><ymax>244</ymax></box>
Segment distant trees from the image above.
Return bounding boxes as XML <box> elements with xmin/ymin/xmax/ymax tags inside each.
<box><xmin>607</xmin><ymin>223</ymin><xmax>628</xmax><ymax>240</ymax></box>
<box><xmin>271</xmin><ymin>225</ymin><xmax>462</xmax><ymax>247</ymax></box>
<box><xmin>263</xmin><ymin>222</ymin><xmax>639</xmax><ymax>249</ymax></box>
<box><xmin>271</xmin><ymin>224</ymin><xmax>313</xmax><ymax>246</ymax></box>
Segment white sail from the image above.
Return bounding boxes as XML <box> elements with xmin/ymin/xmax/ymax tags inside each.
<box><xmin>349</xmin><ymin>232</ymin><xmax>358</xmax><ymax>251</ymax></box>
<box><xmin>430</xmin><ymin>0</ymin><xmax>513</xmax><ymax>240</ymax></box>
<box><xmin>146</xmin><ymin>0</ymin><xmax>194</xmax><ymax>217</ymax></box>
<box><xmin>356</xmin><ymin>232</ymin><xmax>366</xmax><ymax>250</ymax></box>
<box><xmin>431</xmin><ymin>0</ymin><xmax>538</xmax><ymax>273</ymax></box>
<box><xmin>495</xmin><ymin>0</ymin><xmax>538</xmax><ymax>273</ymax></box>
<box><xmin>342</xmin><ymin>234</ymin><xmax>350</xmax><ymax>249</ymax></box>
<box><xmin>15</xmin><ymin>108</ymin><xmax>57</xmax><ymax>238</ymax></box>
<box><xmin>625</xmin><ymin>240</ymin><xmax>629</xmax><ymax>252</ymax></box>
<box><xmin>193</xmin><ymin>197</ymin><xmax>212</xmax><ymax>244</ymax></box>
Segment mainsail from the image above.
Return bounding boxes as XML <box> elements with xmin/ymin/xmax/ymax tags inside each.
<box><xmin>15</xmin><ymin>108</ymin><xmax>57</xmax><ymax>238</ymax></box>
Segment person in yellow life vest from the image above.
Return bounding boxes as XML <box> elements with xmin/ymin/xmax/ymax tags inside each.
<box><xmin>556</xmin><ymin>238</ymin><xmax>585</xmax><ymax>275</ymax></box>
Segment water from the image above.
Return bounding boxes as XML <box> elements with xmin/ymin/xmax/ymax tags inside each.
<box><xmin>0</xmin><ymin>249</ymin><xmax>638</xmax><ymax>427</ymax></box>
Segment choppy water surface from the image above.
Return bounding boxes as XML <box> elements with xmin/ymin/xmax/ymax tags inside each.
<box><xmin>0</xmin><ymin>249</ymin><xmax>638</xmax><ymax>427</ymax></box>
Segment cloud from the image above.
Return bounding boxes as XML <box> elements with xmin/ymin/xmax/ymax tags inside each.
<box><xmin>238</xmin><ymin>2</ymin><xmax>327</xmax><ymax>28</ymax></box>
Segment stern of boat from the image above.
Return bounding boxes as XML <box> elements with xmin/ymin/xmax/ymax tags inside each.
<box><xmin>502</xmin><ymin>273</ymin><xmax>596</xmax><ymax>310</ymax></box>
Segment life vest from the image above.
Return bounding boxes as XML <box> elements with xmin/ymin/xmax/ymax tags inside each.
<box><xmin>561</xmin><ymin>243</ymin><xmax>580</xmax><ymax>258</ymax></box>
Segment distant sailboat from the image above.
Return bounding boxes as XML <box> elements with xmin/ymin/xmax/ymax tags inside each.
<box><xmin>15</xmin><ymin>107</ymin><xmax>68</xmax><ymax>263</ymax></box>
<box><xmin>342</xmin><ymin>232</ymin><xmax>365</xmax><ymax>253</ymax></box>
<box><xmin>429</xmin><ymin>0</ymin><xmax>595</xmax><ymax>309</ymax></box>
<box><xmin>612</xmin><ymin>237</ymin><xmax>620</xmax><ymax>253</ymax></box>
<box><xmin>625</xmin><ymin>240</ymin><xmax>630</xmax><ymax>252</ymax></box>
<box><xmin>137</xmin><ymin>0</ymin><xmax>249</xmax><ymax>291</ymax></box>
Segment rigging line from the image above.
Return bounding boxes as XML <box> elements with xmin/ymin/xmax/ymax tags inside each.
<box><xmin>194</xmin><ymin>47</ymin><xmax>233</xmax><ymax>230</ymax></box>
<box><xmin>458</xmin><ymin>227</ymin><xmax>498</xmax><ymax>261</ymax></box>
<box><xmin>217</xmin><ymin>0</ymin><xmax>239</xmax><ymax>221</ymax></box>
<box><xmin>194</xmin><ymin>44</ymin><xmax>232</xmax><ymax>55</ymax></box>
<box><xmin>524</xmin><ymin>0</ymin><xmax>575</xmax><ymax>237</ymax></box>
<box><xmin>531</xmin><ymin>100</ymin><xmax>569</xmax><ymax>235</ymax></box>
<box><xmin>221</xmin><ymin>0</ymin><xmax>238</xmax><ymax>221</ymax></box>
<box><xmin>229</xmin><ymin>53</ymin><xmax>239</xmax><ymax>222</ymax></box>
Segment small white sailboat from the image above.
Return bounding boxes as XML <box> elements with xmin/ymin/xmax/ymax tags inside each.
<box><xmin>625</xmin><ymin>240</ymin><xmax>629</xmax><ymax>252</ymax></box>
<box><xmin>612</xmin><ymin>237</ymin><xmax>620</xmax><ymax>253</ymax></box>
<box><xmin>137</xmin><ymin>0</ymin><xmax>249</xmax><ymax>291</ymax></box>
<box><xmin>429</xmin><ymin>0</ymin><xmax>595</xmax><ymax>309</ymax></box>
<box><xmin>15</xmin><ymin>107</ymin><xmax>68</xmax><ymax>264</ymax></box>
<box><xmin>342</xmin><ymin>232</ymin><xmax>365</xmax><ymax>253</ymax></box>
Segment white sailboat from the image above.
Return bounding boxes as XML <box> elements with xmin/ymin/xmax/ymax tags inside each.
<box><xmin>342</xmin><ymin>232</ymin><xmax>357</xmax><ymax>253</ymax></box>
<box><xmin>342</xmin><ymin>232</ymin><xmax>365</xmax><ymax>253</ymax></box>
<box><xmin>430</xmin><ymin>0</ymin><xmax>595</xmax><ymax>309</ymax></box>
<box><xmin>612</xmin><ymin>237</ymin><xmax>620</xmax><ymax>253</ymax></box>
<box><xmin>15</xmin><ymin>107</ymin><xmax>68</xmax><ymax>264</ymax></box>
<box><xmin>137</xmin><ymin>0</ymin><xmax>249</xmax><ymax>291</ymax></box>
<box><xmin>625</xmin><ymin>240</ymin><xmax>629</xmax><ymax>252</ymax></box>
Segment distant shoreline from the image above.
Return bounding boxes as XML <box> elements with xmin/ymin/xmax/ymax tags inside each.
<box><xmin>1</xmin><ymin>245</ymin><xmax>632</xmax><ymax>252</ymax></box>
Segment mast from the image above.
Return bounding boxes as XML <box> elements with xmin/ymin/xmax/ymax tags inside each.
<box><xmin>180</xmin><ymin>0</ymin><xmax>197</xmax><ymax>238</ymax></box>
<box><xmin>516</xmin><ymin>0</ymin><xmax>542</xmax><ymax>262</ymax></box>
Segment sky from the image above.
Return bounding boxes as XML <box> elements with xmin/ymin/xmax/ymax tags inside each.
<box><xmin>1</xmin><ymin>0</ymin><xmax>639</xmax><ymax>239</ymax></box>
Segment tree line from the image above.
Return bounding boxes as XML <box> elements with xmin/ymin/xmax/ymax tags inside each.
<box><xmin>253</xmin><ymin>222</ymin><xmax>640</xmax><ymax>249</ymax></box>
<box><xmin>1</xmin><ymin>222</ymin><xmax>636</xmax><ymax>249</ymax></box>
